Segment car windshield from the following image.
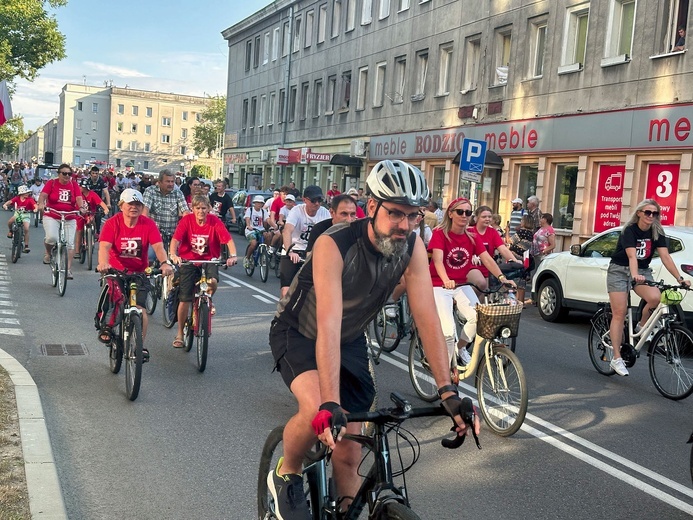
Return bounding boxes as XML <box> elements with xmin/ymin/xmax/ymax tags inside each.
<box><xmin>582</xmin><ymin>231</ymin><xmax>620</xmax><ymax>258</ymax></box>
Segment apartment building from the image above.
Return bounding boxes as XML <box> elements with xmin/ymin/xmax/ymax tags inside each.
<box><xmin>38</xmin><ymin>84</ymin><xmax>215</xmax><ymax>174</ymax></box>
<box><xmin>223</xmin><ymin>0</ymin><xmax>693</xmax><ymax>246</ymax></box>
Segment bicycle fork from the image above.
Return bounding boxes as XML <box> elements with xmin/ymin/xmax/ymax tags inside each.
<box><xmin>483</xmin><ymin>341</ymin><xmax>509</xmax><ymax>393</ymax></box>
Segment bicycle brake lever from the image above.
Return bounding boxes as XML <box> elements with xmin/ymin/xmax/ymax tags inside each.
<box><xmin>440</xmin><ymin>413</ymin><xmax>482</xmax><ymax>450</ymax></box>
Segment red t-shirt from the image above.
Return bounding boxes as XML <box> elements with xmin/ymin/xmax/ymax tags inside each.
<box><xmin>81</xmin><ymin>190</ymin><xmax>103</xmax><ymax>213</ymax></box>
<box><xmin>100</xmin><ymin>213</ymin><xmax>162</xmax><ymax>272</ymax></box>
<box><xmin>428</xmin><ymin>228</ymin><xmax>486</xmax><ymax>287</ymax></box>
<box><xmin>356</xmin><ymin>206</ymin><xmax>366</xmax><ymax>219</ymax></box>
<box><xmin>270</xmin><ymin>197</ymin><xmax>285</xmax><ymax>221</ymax></box>
<box><xmin>104</xmin><ymin>176</ymin><xmax>116</xmax><ymax>189</ymax></box>
<box><xmin>469</xmin><ymin>225</ymin><xmax>505</xmax><ymax>277</ymax></box>
<box><xmin>9</xmin><ymin>196</ymin><xmax>37</xmax><ymax>212</ymax></box>
<box><xmin>42</xmin><ymin>179</ymin><xmax>81</xmax><ymax>220</ymax></box>
<box><xmin>173</xmin><ymin>213</ymin><xmax>231</xmax><ymax>261</ymax></box>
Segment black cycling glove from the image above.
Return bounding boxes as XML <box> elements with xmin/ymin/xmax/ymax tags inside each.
<box><xmin>311</xmin><ymin>401</ymin><xmax>347</xmax><ymax>439</ymax></box>
<box><xmin>441</xmin><ymin>395</ymin><xmax>481</xmax><ymax>450</ymax></box>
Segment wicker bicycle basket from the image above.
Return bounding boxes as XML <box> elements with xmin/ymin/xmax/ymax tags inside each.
<box><xmin>476</xmin><ymin>302</ymin><xmax>523</xmax><ymax>339</ymax></box>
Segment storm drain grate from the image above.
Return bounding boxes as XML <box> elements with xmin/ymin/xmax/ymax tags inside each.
<box><xmin>40</xmin><ymin>343</ymin><xmax>88</xmax><ymax>356</ymax></box>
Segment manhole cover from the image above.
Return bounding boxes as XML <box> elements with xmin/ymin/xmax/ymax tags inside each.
<box><xmin>40</xmin><ymin>343</ymin><xmax>87</xmax><ymax>356</ymax></box>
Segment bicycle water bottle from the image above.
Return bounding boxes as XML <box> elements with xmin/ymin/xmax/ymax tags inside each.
<box><xmin>506</xmin><ymin>290</ymin><xmax>518</xmax><ymax>306</ymax></box>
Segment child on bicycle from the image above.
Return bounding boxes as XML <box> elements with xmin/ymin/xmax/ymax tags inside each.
<box><xmin>3</xmin><ymin>185</ymin><xmax>36</xmax><ymax>253</ymax></box>
<box><xmin>74</xmin><ymin>178</ymin><xmax>109</xmax><ymax>259</ymax></box>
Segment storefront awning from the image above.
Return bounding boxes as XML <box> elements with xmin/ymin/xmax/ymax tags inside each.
<box><xmin>330</xmin><ymin>154</ymin><xmax>363</xmax><ymax>167</ymax></box>
<box><xmin>452</xmin><ymin>149</ymin><xmax>504</xmax><ymax>168</ymax></box>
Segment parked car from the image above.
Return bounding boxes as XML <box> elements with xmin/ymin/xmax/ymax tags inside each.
<box><xmin>232</xmin><ymin>190</ymin><xmax>273</xmax><ymax>235</ymax></box>
<box><xmin>532</xmin><ymin>226</ymin><xmax>693</xmax><ymax>327</ymax></box>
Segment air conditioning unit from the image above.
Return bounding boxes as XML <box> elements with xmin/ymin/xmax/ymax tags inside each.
<box><xmin>350</xmin><ymin>139</ymin><xmax>367</xmax><ymax>157</ymax></box>
<box><xmin>259</xmin><ymin>149</ymin><xmax>269</xmax><ymax>161</ymax></box>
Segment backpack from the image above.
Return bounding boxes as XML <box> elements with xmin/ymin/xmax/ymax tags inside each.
<box><xmin>94</xmin><ymin>278</ymin><xmax>125</xmax><ymax>331</ymax></box>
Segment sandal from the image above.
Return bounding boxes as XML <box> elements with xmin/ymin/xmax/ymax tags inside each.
<box><xmin>98</xmin><ymin>328</ymin><xmax>112</xmax><ymax>344</ymax></box>
<box><xmin>172</xmin><ymin>336</ymin><xmax>184</xmax><ymax>348</ymax></box>
<box><xmin>6</xmin><ymin>232</ymin><xmax>12</xmax><ymax>238</ymax></box>
<box><xmin>142</xmin><ymin>348</ymin><xmax>150</xmax><ymax>363</ymax></box>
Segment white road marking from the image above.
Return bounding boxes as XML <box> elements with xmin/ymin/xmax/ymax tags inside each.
<box><xmin>0</xmin><ymin>318</ymin><xmax>20</xmax><ymax>325</ymax></box>
<box><xmin>0</xmin><ymin>328</ymin><xmax>23</xmax><ymax>336</ymax></box>
<box><xmin>218</xmin><ymin>272</ymin><xmax>279</xmax><ymax>301</ymax></box>
<box><xmin>252</xmin><ymin>295</ymin><xmax>276</xmax><ymax>304</ymax></box>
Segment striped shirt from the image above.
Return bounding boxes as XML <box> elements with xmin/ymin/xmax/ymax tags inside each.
<box><xmin>142</xmin><ymin>184</ymin><xmax>189</xmax><ymax>235</ymax></box>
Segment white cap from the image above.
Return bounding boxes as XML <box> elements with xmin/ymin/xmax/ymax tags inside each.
<box><xmin>119</xmin><ymin>188</ymin><xmax>144</xmax><ymax>204</ymax></box>
<box><xmin>285</xmin><ymin>194</ymin><xmax>296</xmax><ymax>202</ymax></box>
<box><xmin>252</xmin><ymin>195</ymin><xmax>265</xmax><ymax>203</ymax></box>
<box><xmin>346</xmin><ymin>188</ymin><xmax>358</xmax><ymax>196</ymax></box>
<box><xmin>512</xmin><ymin>198</ymin><xmax>523</xmax><ymax>204</ymax></box>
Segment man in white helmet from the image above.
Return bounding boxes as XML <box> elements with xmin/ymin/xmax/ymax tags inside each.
<box><xmin>267</xmin><ymin>160</ymin><xmax>479</xmax><ymax>519</ymax></box>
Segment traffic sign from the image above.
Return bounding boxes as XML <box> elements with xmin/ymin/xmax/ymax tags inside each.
<box><xmin>459</xmin><ymin>138</ymin><xmax>488</xmax><ymax>175</ymax></box>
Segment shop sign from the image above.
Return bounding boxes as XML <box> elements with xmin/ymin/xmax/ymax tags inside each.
<box><xmin>224</xmin><ymin>153</ymin><xmax>247</xmax><ymax>164</ymax></box>
<box><xmin>279</xmin><ymin>147</ymin><xmax>331</xmax><ymax>164</ymax></box>
<box><xmin>594</xmin><ymin>164</ymin><xmax>625</xmax><ymax>233</ymax></box>
<box><xmin>646</xmin><ymin>163</ymin><xmax>679</xmax><ymax>225</ymax></box>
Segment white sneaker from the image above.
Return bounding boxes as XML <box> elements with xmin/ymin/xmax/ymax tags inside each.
<box><xmin>267</xmin><ymin>246</ymin><xmax>275</xmax><ymax>255</ymax></box>
<box><xmin>384</xmin><ymin>306</ymin><xmax>397</xmax><ymax>319</ymax></box>
<box><xmin>610</xmin><ymin>357</ymin><xmax>629</xmax><ymax>376</ymax></box>
<box><xmin>458</xmin><ymin>347</ymin><xmax>472</xmax><ymax>365</ymax></box>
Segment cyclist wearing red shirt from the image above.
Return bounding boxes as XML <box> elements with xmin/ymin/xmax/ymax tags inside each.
<box><xmin>3</xmin><ymin>185</ymin><xmax>37</xmax><ymax>252</ymax></box>
<box><xmin>75</xmin><ymin>178</ymin><xmax>109</xmax><ymax>259</ymax></box>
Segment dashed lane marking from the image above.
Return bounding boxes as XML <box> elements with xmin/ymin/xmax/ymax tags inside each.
<box><xmin>0</xmin><ymin>328</ymin><xmax>23</xmax><ymax>336</ymax></box>
<box><xmin>252</xmin><ymin>295</ymin><xmax>275</xmax><ymax>304</ymax></box>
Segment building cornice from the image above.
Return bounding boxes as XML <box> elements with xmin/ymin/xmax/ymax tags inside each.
<box><xmin>221</xmin><ymin>0</ymin><xmax>297</xmax><ymax>41</ymax></box>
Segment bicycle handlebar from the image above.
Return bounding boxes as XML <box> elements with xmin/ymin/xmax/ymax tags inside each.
<box><xmin>456</xmin><ymin>281</ymin><xmax>516</xmax><ymax>295</ymax></box>
<box><xmin>177</xmin><ymin>258</ymin><xmax>226</xmax><ymax>266</ymax></box>
<box><xmin>630</xmin><ymin>279</ymin><xmax>691</xmax><ymax>291</ymax></box>
<box><xmin>45</xmin><ymin>208</ymin><xmax>81</xmax><ymax>217</ymax></box>
<box><xmin>100</xmin><ymin>267</ymin><xmax>164</xmax><ymax>278</ymax></box>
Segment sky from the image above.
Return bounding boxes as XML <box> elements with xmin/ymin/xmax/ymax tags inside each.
<box><xmin>14</xmin><ymin>0</ymin><xmax>274</xmax><ymax>132</ymax></box>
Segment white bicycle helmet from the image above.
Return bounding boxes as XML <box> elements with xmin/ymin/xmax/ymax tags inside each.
<box><xmin>366</xmin><ymin>160</ymin><xmax>429</xmax><ymax>207</ymax></box>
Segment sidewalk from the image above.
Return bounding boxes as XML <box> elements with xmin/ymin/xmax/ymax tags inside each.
<box><xmin>0</xmin><ymin>347</ymin><xmax>67</xmax><ymax>519</ymax></box>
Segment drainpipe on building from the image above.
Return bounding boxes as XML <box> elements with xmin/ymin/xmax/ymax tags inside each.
<box><xmin>279</xmin><ymin>5</ymin><xmax>294</xmax><ymax>187</ymax></box>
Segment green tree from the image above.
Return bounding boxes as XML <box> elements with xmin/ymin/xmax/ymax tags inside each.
<box><xmin>0</xmin><ymin>117</ymin><xmax>25</xmax><ymax>158</ymax></box>
<box><xmin>192</xmin><ymin>95</ymin><xmax>226</xmax><ymax>158</ymax></box>
<box><xmin>190</xmin><ymin>164</ymin><xmax>212</xmax><ymax>179</ymax></box>
<box><xmin>0</xmin><ymin>1</ymin><xmax>67</xmax><ymax>82</ymax></box>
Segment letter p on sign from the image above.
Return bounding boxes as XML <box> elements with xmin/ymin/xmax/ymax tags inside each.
<box><xmin>460</xmin><ymin>138</ymin><xmax>487</xmax><ymax>174</ymax></box>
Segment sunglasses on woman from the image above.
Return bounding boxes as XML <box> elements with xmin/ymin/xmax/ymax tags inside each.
<box><xmin>452</xmin><ymin>209</ymin><xmax>473</xmax><ymax>217</ymax></box>
<box><xmin>642</xmin><ymin>210</ymin><xmax>660</xmax><ymax>218</ymax></box>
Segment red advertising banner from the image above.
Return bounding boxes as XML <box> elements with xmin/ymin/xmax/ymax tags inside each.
<box><xmin>594</xmin><ymin>164</ymin><xmax>625</xmax><ymax>233</ymax></box>
<box><xmin>645</xmin><ymin>163</ymin><xmax>679</xmax><ymax>225</ymax></box>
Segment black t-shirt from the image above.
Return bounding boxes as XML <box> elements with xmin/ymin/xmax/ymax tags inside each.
<box><xmin>209</xmin><ymin>192</ymin><xmax>233</xmax><ymax>219</ymax></box>
<box><xmin>305</xmin><ymin>218</ymin><xmax>334</xmax><ymax>252</ymax></box>
<box><xmin>87</xmin><ymin>177</ymin><xmax>106</xmax><ymax>194</ymax></box>
<box><xmin>610</xmin><ymin>223</ymin><xmax>667</xmax><ymax>269</ymax></box>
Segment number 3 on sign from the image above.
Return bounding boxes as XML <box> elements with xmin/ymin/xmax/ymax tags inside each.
<box><xmin>656</xmin><ymin>170</ymin><xmax>673</xmax><ymax>198</ymax></box>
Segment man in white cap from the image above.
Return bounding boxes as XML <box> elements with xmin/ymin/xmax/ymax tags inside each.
<box><xmin>508</xmin><ymin>197</ymin><xmax>525</xmax><ymax>234</ymax></box>
<box><xmin>244</xmin><ymin>194</ymin><xmax>273</xmax><ymax>267</ymax></box>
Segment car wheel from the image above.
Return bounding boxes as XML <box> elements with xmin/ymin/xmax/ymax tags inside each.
<box><xmin>538</xmin><ymin>278</ymin><xmax>569</xmax><ymax>322</ymax></box>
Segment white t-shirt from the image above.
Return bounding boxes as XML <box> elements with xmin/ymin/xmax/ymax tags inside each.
<box><xmin>413</xmin><ymin>224</ymin><xmax>433</xmax><ymax>246</ymax></box>
<box><xmin>286</xmin><ymin>204</ymin><xmax>330</xmax><ymax>252</ymax></box>
<box><xmin>244</xmin><ymin>207</ymin><xmax>267</xmax><ymax>231</ymax></box>
<box><xmin>29</xmin><ymin>184</ymin><xmax>43</xmax><ymax>201</ymax></box>
<box><xmin>264</xmin><ymin>196</ymin><xmax>276</xmax><ymax>211</ymax></box>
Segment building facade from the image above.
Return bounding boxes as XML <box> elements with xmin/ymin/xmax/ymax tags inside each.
<box><xmin>223</xmin><ymin>0</ymin><xmax>693</xmax><ymax>247</ymax></box>
<box><xmin>31</xmin><ymin>84</ymin><xmax>217</xmax><ymax>175</ymax></box>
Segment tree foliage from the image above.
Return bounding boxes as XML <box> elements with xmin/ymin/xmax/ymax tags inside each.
<box><xmin>190</xmin><ymin>164</ymin><xmax>212</xmax><ymax>179</ymax></box>
<box><xmin>0</xmin><ymin>0</ymin><xmax>67</xmax><ymax>82</ymax></box>
<box><xmin>192</xmin><ymin>96</ymin><xmax>226</xmax><ymax>158</ymax></box>
<box><xmin>0</xmin><ymin>117</ymin><xmax>26</xmax><ymax>157</ymax></box>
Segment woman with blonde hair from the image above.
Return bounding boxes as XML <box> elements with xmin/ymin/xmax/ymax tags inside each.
<box><xmin>428</xmin><ymin>197</ymin><xmax>516</xmax><ymax>366</ymax></box>
<box><xmin>606</xmin><ymin>199</ymin><xmax>690</xmax><ymax>376</ymax></box>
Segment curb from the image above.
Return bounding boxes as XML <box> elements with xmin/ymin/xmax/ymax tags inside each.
<box><xmin>0</xmin><ymin>348</ymin><xmax>68</xmax><ymax>519</ymax></box>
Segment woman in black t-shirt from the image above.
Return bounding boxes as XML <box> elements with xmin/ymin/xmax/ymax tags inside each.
<box><xmin>606</xmin><ymin>199</ymin><xmax>690</xmax><ymax>376</ymax></box>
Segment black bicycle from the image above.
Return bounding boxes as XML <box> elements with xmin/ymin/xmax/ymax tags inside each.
<box><xmin>9</xmin><ymin>207</ymin><xmax>30</xmax><ymax>264</ymax></box>
<box><xmin>258</xmin><ymin>392</ymin><xmax>479</xmax><ymax>520</ymax></box>
<box><xmin>146</xmin><ymin>231</ymin><xmax>172</xmax><ymax>315</ymax></box>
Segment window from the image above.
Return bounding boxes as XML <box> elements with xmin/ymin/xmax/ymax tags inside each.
<box><xmin>318</xmin><ymin>4</ymin><xmax>327</xmax><ymax>43</ymax></box>
<box><xmin>144</xmin><ymin>143</ymin><xmax>151</xmax><ymax>152</ymax></box>
<box><xmin>340</xmin><ymin>71</ymin><xmax>351</xmax><ymax>109</ymax></box>
<box><xmin>462</xmin><ymin>36</ymin><xmax>480</xmax><ymax>91</ymax></box>
<box><xmin>268</xmin><ymin>91</ymin><xmax>276</xmax><ymax>125</ymax></box>
<box><xmin>300</xmin><ymin>82</ymin><xmax>309</xmax><ymax>119</ymax></box>
<box><xmin>282</xmin><ymin>21</ymin><xmax>290</xmax><ymax>56</ymax></box>
<box><xmin>288</xmin><ymin>86</ymin><xmax>297</xmax><ymax>122</ymax></box>
<box><xmin>92</xmin><ymin>103</ymin><xmax>98</xmax><ymax>113</ymax></box>
<box><xmin>278</xmin><ymin>89</ymin><xmax>286</xmax><ymax>123</ymax></box>
<box><xmin>116</xmin><ymin>140</ymin><xmax>123</xmax><ymax>149</ymax></box>
<box><xmin>182</xmin><ymin>111</ymin><xmax>188</xmax><ymax>121</ymax></box>
<box><xmin>305</xmin><ymin>10</ymin><xmax>314</xmax><ymax>47</ymax></box>
<box><xmin>117</xmin><ymin>104</ymin><xmax>124</xmax><ymax>114</ymax></box>
<box><xmin>145</xmin><ymin>125</ymin><xmax>151</xmax><ymax>135</ymax></box>
<box><xmin>518</xmin><ymin>164</ymin><xmax>538</xmax><ymax>203</ymax></box>
<box><xmin>259</xmin><ymin>94</ymin><xmax>266</xmax><ymax>127</ymax></box>
<box><xmin>131</xmin><ymin>123</ymin><xmax>137</xmax><ymax>133</ymax></box>
<box><xmin>393</xmin><ymin>55</ymin><xmax>406</xmax><ymax>103</ymax></box>
<box><xmin>76</xmin><ymin>119</ymin><xmax>82</xmax><ymax>130</ymax></box>
<box><xmin>553</xmin><ymin>164</ymin><xmax>578</xmax><ymax>229</ymax></box>
<box><xmin>356</xmin><ymin>67</ymin><xmax>368</xmax><ymax>110</ymax></box>
<box><xmin>493</xmin><ymin>28</ymin><xmax>512</xmax><ymax>85</ymax></box>
<box><xmin>332</xmin><ymin>0</ymin><xmax>342</xmax><ymax>38</ymax></box>
<box><xmin>250</xmin><ymin>97</ymin><xmax>257</xmax><ymax>128</ymax></box>
<box><xmin>398</xmin><ymin>0</ymin><xmax>410</xmax><ymax>11</ymax></box>
<box><xmin>604</xmin><ymin>0</ymin><xmax>635</xmax><ymax>59</ymax></box>
<box><xmin>115</xmin><ymin>158</ymin><xmax>121</xmax><ymax>167</ymax></box>
<box><xmin>379</xmin><ymin>0</ymin><xmax>390</xmax><ymax>20</ymax></box>
<box><xmin>655</xmin><ymin>0</ymin><xmax>689</xmax><ymax>54</ymax></box>
<box><xmin>181</xmin><ymin>128</ymin><xmax>188</xmax><ymax>138</ymax></box>
<box><xmin>91</xmin><ymin>120</ymin><xmax>98</xmax><ymax>131</ymax></box>
<box><xmin>242</xmin><ymin>99</ymin><xmax>249</xmax><ymax>129</ymax></box>
<box><xmin>143</xmin><ymin>160</ymin><xmax>149</xmax><ymax>170</ymax></box>
<box><xmin>180</xmin><ymin>145</ymin><xmax>187</xmax><ymax>155</ymax></box>
<box><xmin>245</xmin><ymin>40</ymin><xmax>252</xmax><ymax>70</ymax></box>
<box><xmin>117</xmin><ymin>122</ymin><xmax>123</xmax><ymax>132</ymax></box>
<box><xmin>528</xmin><ymin>20</ymin><xmax>547</xmax><ymax>78</ymax></box>
<box><xmin>161</xmin><ymin>135</ymin><xmax>170</xmax><ymax>144</ymax></box>
<box><xmin>129</xmin><ymin>141</ymin><xmax>137</xmax><ymax>151</ymax></box>
<box><xmin>75</xmin><ymin>155</ymin><xmax>81</xmax><ymax>164</ymax></box>
<box><xmin>294</xmin><ymin>16</ymin><xmax>302</xmax><ymax>52</ymax></box>
<box><xmin>313</xmin><ymin>80</ymin><xmax>323</xmax><ymax>116</ymax></box>
<box><xmin>77</xmin><ymin>101</ymin><xmax>83</xmax><ymax>111</ymax></box>
<box><xmin>437</xmin><ymin>43</ymin><xmax>453</xmax><ymax>95</ymax></box>
<box><xmin>362</xmin><ymin>0</ymin><xmax>372</xmax><ymax>24</ymax></box>
<box><xmin>264</xmin><ymin>32</ymin><xmax>270</xmax><ymax>63</ymax></box>
<box><xmin>254</xmin><ymin>35</ymin><xmax>261</xmax><ymax>67</ymax></box>
<box><xmin>414</xmin><ymin>49</ymin><xmax>428</xmax><ymax>96</ymax></box>
<box><xmin>326</xmin><ymin>75</ymin><xmax>337</xmax><ymax>113</ymax></box>
<box><xmin>132</xmin><ymin>105</ymin><xmax>139</xmax><ymax>116</ymax></box>
<box><xmin>272</xmin><ymin>27</ymin><xmax>280</xmax><ymax>60</ymax></box>
<box><xmin>91</xmin><ymin>138</ymin><xmax>97</xmax><ymax>148</ymax></box>
<box><xmin>162</xmin><ymin>117</ymin><xmax>171</xmax><ymax>127</ymax></box>
<box><xmin>196</xmin><ymin>113</ymin><xmax>201</xmax><ymax>122</ymax></box>
<box><xmin>346</xmin><ymin>0</ymin><xmax>356</xmax><ymax>31</ymax></box>
<box><xmin>561</xmin><ymin>3</ymin><xmax>590</xmax><ymax>68</ymax></box>
<box><xmin>146</xmin><ymin>107</ymin><xmax>153</xmax><ymax>117</ymax></box>
<box><xmin>75</xmin><ymin>137</ymin><xmax>81</xmax><ymax>147</ymax></box>
<box><xmin>374</xmin><ymin>62</ymin><xmax>386</xmax><ymax>106</ymax></box>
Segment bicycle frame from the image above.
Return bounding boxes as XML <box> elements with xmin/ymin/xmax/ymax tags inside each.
<box><xmin>191</xmin><ymin>264</ymin><xmax>214</xmax><ymax>336</ymax></box>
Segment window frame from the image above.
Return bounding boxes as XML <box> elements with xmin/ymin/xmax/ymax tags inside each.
<box><xmin>374</xmin><ymin>61</ymin><xmax>387</xmax><ymax>107</ymax></box>
<box><xmin>437</xmin><ymin>42</ymin><xmax>453</xmax><ymax>96</ymax></box>
<box><xmin>492</xmin><ymin>27</ymin><xmax>512</xmax><ymax>86</ymax></box>
<box><xmin>560</xmin><ymin>3</ymin><xmax>590</xmax><ymax>71</ymax></box>
<box><xmin>603</xmin><ymin>0</ymin><xmax>636</xmax><ymax>62</ymax></box>
<box><xmin>393</xmin><ymin>55</ymin><xmax>407</xmax><ymax>104</ymax></box>
<box><xmin>414</xmin><ymin>49</ymin><xmax>428</xmax><ymax>97</ymax></box>
<box><xmin>356</xmin><ymin>66</ymin><xmax>368</xmax><ymax>110</ymax></box>
<box><xmin>527</xmin><ymin>18</ymin><xmax>548</xmax><ymax>78</ymax></box>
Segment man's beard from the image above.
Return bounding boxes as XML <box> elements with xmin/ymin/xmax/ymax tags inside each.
<box><xmin>373</xmin><ymin>226</ymin><xmax>409</xmax><ymax>258</ymax></box>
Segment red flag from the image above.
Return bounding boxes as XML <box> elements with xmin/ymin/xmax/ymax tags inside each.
<box><xmin>0</xmin><ymin>81</ymin><xmax>13</xmax><ymax>127</ymax></box>
<box><xmin>523</xmin><ymin>249</ymin><xmax>530</xmax><ymax>269</ymax></box>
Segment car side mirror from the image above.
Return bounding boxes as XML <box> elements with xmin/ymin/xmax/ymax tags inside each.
<box><xmin>570</xmin><ymin>244</ymin><xmax>581</xmax><ymax>256</ymax></box>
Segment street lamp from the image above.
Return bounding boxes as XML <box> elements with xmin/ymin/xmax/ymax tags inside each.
<box><xmin>180</xmin><ymin>162</ymin><xmax>185</xmax><ymax>175</ymax></box>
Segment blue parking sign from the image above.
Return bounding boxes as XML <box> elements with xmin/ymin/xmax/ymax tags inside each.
<box><xmin>460</xmin><ymin>138</ymin><xmax>488</xmax><ymax>173</ymax></box>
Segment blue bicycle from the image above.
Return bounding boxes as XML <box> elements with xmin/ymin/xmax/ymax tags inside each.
<box><xmin>244</xmin><ymin>231</ymin><xmax>269</xmax><ymax>283</ymax></box>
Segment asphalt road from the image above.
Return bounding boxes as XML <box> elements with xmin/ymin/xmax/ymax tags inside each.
<box><xmin>2</xmin><ymin>221</ymin><xmax>693</xmax><ymax>519</ymax></box>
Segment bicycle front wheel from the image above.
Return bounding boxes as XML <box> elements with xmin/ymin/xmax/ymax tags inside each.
<box><xmin>244</xmin><ymin>244</ymin><xmax>255</xmax><ymax>276</ymax></box>
<box><xmin>145</xmin><ymin>285</ymin><xmax>157</xmax><ymax>315</ymax></box>
<box><xmin>109</xmin><ymin>326</ymin><xmax>123</xmax><ymax>374</ymax></box>
<box><xmin>86</xmin><ymin>226</ymin><xmax>94</xmax><ymax>271</ymax></box>
<box><xmin>57</xmin><ymin>244</ymin><xmax>67</xmax><ymax>296</ymax></box>
<box><xmin>373</xmin><ymin>306</ymin><xmax>401</xmax><ymax>352</ymax></box>
<box><xmin>50</xmin><ymin>249</ymin><xmax>58</xmax><ymax>287</ymax></box>
<box><xmin>196</xmin><ymin>301</ymin><xmax>210</xmax><ymax>372</ymax></box>
<box><xmin>183</xmin><ymin>314</ymin><xmax>194</xmax><ymax>352</ymax></box>
<box><xmin>408</xmin><ymin>329</ymin><xmax>438</xmax><ymax>402</ymax></box>
<box><xmin>124</xmin><ymin>314</ymin><xmax>143</xmax><ymax>401</ymax></box>
<box><xmin>274</xmin><ymin>251</ymin><xmax>281</xmax><ymax>278</ymax></box>
<box><xmin>11</xmin><ymin>228</ymin><xmax>21</xmax><ymax>263</ymax></box>
<box><xmin>162</xmin><ymin>286</ymin><xmax>178</xmax><ymax>329</ymax></box>
<box><xmin>33</xmin><ymin>211</ymin><xmax>39</xmax><ymax>228</ymax></box>
<box><xmin>377</xmin><ymin>502</ymin><xmax>422</xmax><ymax>520</ymax></box>
<box><xmin>476</xmin><ymin>343</ymin><xmax>528</xmax><ymax>436</ymax></box>
<box><xmin>259</xmin><ymin>246</ymin><xmax>269</xmax><ymax>283</ymax></box>
<box><xmin>648</xmin><ymin>324</ymin><xmax>693</xmax><ymax>400</ymax></box>
<box><xmin>588</xmin><ymin>307</ymin><xmax>616</xmax><ymax>375</ymax></box>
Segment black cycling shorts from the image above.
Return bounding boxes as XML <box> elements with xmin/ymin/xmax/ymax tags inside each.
<box><xmin>178</xmin><ymin>263</ymin><xmax>219</xmax><ymax>303</ymax></box>
<box><xmin>269</xmin><ymin>319</ymin><xmax>375</xmax><ymax>414</ymax></box>
<box><xmin>279</xmin><ymin>254</ymin><xmax>304</xmax><ymax>288</ymax></box>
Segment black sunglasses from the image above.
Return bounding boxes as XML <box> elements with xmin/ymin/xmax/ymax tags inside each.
<box><xmin>309</xmin><ymin>197</ymin><xmax>323</xmax><ymax>204</ymax></box>
<box><xmin>642</xmin><ymin>210</ymin><xmax>660</xmax><ymax>218</ymax></box>
<box><xmin>59</xmin><ymin>171</ymin><xmax>71</xmax><ymax>176</ymax></box>
<box><xmin>453</xmin><ymin>209</ymin><xmax>473</xmax><ymax>217</ymax></box>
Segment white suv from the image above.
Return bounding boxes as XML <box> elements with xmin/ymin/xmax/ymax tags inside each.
<box><xmin>532</xmin><ymin>226</ymin><xmax>693</xmax><ymax>326</ymax></box>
